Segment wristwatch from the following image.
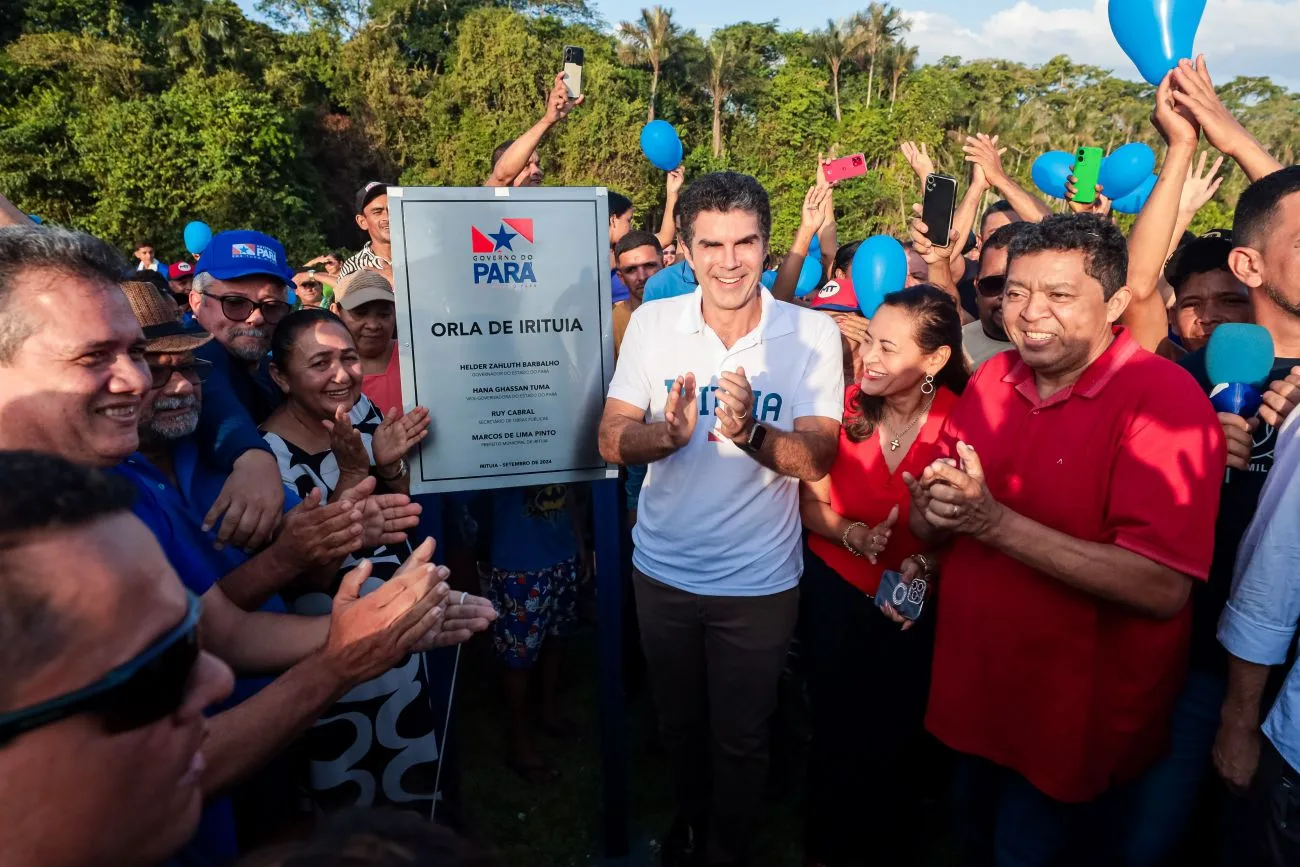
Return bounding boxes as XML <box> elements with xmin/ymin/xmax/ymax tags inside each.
<box><xmin>736</xmin><ymin>422</ymin><xmax>768</xmax><ymax>454</ymax></box>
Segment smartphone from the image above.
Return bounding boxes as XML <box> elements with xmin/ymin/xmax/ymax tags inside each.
<box><xmin>922</xmin><ymin>173</ymin><xmax>958</xmax><ymax>248</ymax></box>
<box><xmin>1071</xmin><ymin>146</ymin><xmax>1104</xmax><ymax>204</ymax></box>
<box><xmin>562</xmin><ymin>46</ymin><xmax>584</xmax><ymax>100</ymax></box>
<box><xmin>875</xmin><ymin>570</ymin><xmax>928</xmax><ymax>621</ymax></box>
<box><xmin>822</xmin><ymin>153</ymin><xmax>868</xmax><ymax>185</ymax></box>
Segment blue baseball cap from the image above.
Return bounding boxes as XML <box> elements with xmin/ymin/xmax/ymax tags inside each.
<box><xmin>192</xmin><ymin>230</ymin><xmax>296</xmax><ymax>287</ymax></box>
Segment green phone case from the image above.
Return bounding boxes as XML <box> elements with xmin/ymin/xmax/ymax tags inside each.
<box><xmin>1071</xmin><ymin>146</ymin><xmax>1104</xmax><ymax>205</ymax></box>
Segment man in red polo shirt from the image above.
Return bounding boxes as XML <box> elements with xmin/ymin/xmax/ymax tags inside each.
<box><xmin>904</xmin><ymin>213</ymin><xmax>1226</xmax><ymax>864</ymax></box>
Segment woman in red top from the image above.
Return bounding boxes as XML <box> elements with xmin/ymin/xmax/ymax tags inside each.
<box><xmin>798</xmin><ymin>285</ymin><xmax>968</xmax><ymax>867</ymax></box>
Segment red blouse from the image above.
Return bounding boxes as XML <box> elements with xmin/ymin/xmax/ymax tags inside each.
<box><xmin>807</xmin><ymin>385</ymin><xmax>958</xmax><ymax>597</ymax></box>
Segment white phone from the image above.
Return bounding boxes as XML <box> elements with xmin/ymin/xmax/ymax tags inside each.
<box><xmin>563</xmin><ymin>46</ymin><xmax>584</xmax><ymax>100</ymax></box>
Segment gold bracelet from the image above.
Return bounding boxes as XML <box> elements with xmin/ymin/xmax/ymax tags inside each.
<box><xmin>841</xmin><ymin>521</ymin><xmax>867</xmax><ymax>557</ymax></box>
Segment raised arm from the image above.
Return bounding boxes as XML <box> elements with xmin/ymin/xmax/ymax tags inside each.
<box><xmin>656</xmin><ymin>167</ymin><xmax>685</xmax><ymax>249</ymax></box>
<box><xmin>964</xmin><ymin>134</ymin><xmax>1053</xmax><ymax>223</ymax></box>
<box><xmin>0</xmin><ymin>191</ymin><xmax>33</xmax><ymax>227</ymax></box>
<box><xmin>772</xmin><ymin>185</ymin><xmax>830</xmax><ymax>303</ymax></box>
<box><xmin>1122</xmin><ymin>71</ymin><xmax>1201</xmax><ymax>352</ymax></box>
<box><xmin>908</xmin><ymin>204</ymin><xmax>968</xmax><ymax>319</ymax></box>
<box><xmin>1172</xmin><ymin>56</ymin><xmax>1283</xmax><ymax>183</ymax></box>
<box><xmin>485</xmin><ymin>72</ymin><xmax>582</xmax><ymax>187</ymax></box>
<box><xmin>949</xmin><ymin>162</ymin><xmax>991</xmax><ymax>269</ymax></box>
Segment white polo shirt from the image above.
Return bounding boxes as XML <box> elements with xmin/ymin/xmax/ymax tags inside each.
<box><xmin>608</xmin><ymin>288</ymin><xmax>844</xmax><ymax>596</ymax></box>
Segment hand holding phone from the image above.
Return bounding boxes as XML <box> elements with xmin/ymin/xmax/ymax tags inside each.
<box><xmin>875</xmin><ymin>570</ymin><xmax>928</xmax><ymax>621</ymax></box>
<box><xmin>1070</xmin><ymin>146</ymin><xmax>1104</xmax><ymax>205</ymax></box>
<box><xmin>822</xmin><ymin>154</ymin><xmax>868</xmax><ymax>185</ymax></box>
<box><xmin>921</xmin><ymin>173</ymin><xmax>958</xmax><ymax>248</ymax></box>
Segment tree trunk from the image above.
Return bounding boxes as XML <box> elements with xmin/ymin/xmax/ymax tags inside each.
<box><xmin>712</xmin><ymin>91</ymin><xmax>723</xmax><ymax>158</ymax></box>
<box><xmin>866</xmin><ymin>53</ymin><xmax>876</xmax><ymax>107</ymax></box>
<box><xmin>832</xmin><ymin>62</ymin><xmax>842</xmax><ymax>123</ymax></box>
<box><xmin>648</xmin><ymin>64</ymin><xmax>659</xmax><ymax>123</ymax></box>
<box><xmin>889</xmin><ymin>69</ymin><xmax>901</xmax><ymax>109</ymax></box>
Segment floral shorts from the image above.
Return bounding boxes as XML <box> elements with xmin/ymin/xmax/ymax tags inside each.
<box><xmin>479</xmin><ymin>557</ymin><xmax>579</xmax><ymax>669</ymax></box>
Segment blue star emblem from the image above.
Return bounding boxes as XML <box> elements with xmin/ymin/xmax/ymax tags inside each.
<box><xmin>488</xmin><ymin>225</ymin><xmax>517</xmax><ymax>251</ymax></box>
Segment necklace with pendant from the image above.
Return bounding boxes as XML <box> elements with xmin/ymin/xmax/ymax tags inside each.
<box><xmin>882</xmin><ymin>392</ymin><xmax>935</xmax><ymax>452</ymax></box>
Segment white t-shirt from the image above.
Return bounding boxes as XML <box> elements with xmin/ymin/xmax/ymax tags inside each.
<box><xmin>608</xmin><ymin>288</ymin><xmax>844</xmax><ymax>596</ymax></box>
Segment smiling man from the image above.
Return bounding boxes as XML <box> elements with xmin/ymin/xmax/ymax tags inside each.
<box><xmin>904</xmin><ymin>214</ymin><xmax>1226</xmax><ymax>864</ymax></box>
<box><xmin>340</xmin><ymin>182</ymin><xmax>394</xmax><ymax>280</ymax></box>
<box><xmin>598</xmin><ymin>171</ymin><xmax>843</xmax><ymax>867</ymax></box>
<box><xmin>962</xmin><ymin>221</ymin><xmax>1031</xmax><ymax>369</ymax></box>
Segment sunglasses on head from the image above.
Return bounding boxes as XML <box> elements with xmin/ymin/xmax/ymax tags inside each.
<box><xmin>0</xmin><ymin>592</ymin><xmax>202</xmax><ymax>746</ymax></box>
<box><xmin>199</xmin><ymin>291</ymin><xmax>292</xmax><ymax>325</ymax></box>
<box><xmin>976</xmin><ymin>275</ymin><xmax>1007</xmax><ymax>298</ymax></box>
<box><xmin>148</xmin><ymin>357</ymin><xmax>212</xmax><ymax>390</ymax></box>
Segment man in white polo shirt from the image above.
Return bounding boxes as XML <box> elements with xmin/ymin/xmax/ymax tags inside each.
<box><xmin>599</xmin><ymin>171</ymin><xmax>843</xmax><ymax>867</ymax></box>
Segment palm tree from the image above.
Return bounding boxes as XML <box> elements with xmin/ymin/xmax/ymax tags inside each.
<box><xmin>808</xmin><ymin>17</ymin><xmax>863</xmax><ymax>123</ymax></box>
<box><xmin>887</xmin><ymin>43</ymin><xmax>918</xmax><ymax>109</ymax></box>
<box><xmin>860</xmin><ymin>2</ymin><xmax>909</xmax><ymax>107</ymax></box>
<box><xmin>700</xmin><ymin>34</ymin><xmax>737</xmax><ymax>157</ymax></box>
<box><xmin>617</xmin><ymin>6</ymin><xmax>682</xmax><ymax>123</ymax></box>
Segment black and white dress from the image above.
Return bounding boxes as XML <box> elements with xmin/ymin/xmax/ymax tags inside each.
<box><xmin>263</xmin><ymin>393</ymin><xmax>440</xmax><ymax>813</ymax></box>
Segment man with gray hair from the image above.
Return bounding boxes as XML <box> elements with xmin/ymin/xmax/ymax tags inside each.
<box><xmin>598</xmin><ymin>172</ymin><xmax>844</xmax><ymax>866</ymax></box>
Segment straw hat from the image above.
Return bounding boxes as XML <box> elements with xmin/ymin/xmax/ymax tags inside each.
<box><xmin>121</xmin><ymin>281</ymin><xmax>213</xmax><ymax>353</ymax></box>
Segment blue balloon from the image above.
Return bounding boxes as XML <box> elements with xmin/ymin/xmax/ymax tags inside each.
<box><xmin>808</xmin><ymin>234</ymin><xmax>821</xmax><ymax>259</ymax></box>
<box><xmin>28</xmin><ymin>214</ymin><xmax>42</xmax><ymax>224</ymax></box>
<box><xmin>1111</xmin><ymin>174</ymin><xmax>1158</xmax><ymax>214</ymax></box>
<box><xmin>1099</xmin><ymin>143</ymin><xmax>1157</xmax><ymax>201</ymax></box>
<box><xmin>850</xmin><ymin>236</ymin><xmax>907</xmax><ymax>317</ymax></box>
<box><xmin>183</xmin><ymin>221</ymin><xmax>213</xmax><ymax>256</ymax></box>
<box><xmin>795</xmin><ymin>255</ymin><xmax>822</xmax><ymax>297</ymax></box>
<box><xmin>1031</xmin><ymin>151</ymin><xmax>1075</xmax><ymax>200</ymax></box>
<box><xmin>1108</xmin><ymin>0</ymin><xmax>1206</xmax><ymax>86</ymax></box>
<box><xmin>639</xmin><ymin>120</ymin><xmax>683</xmax><ymax>172</ymax></box>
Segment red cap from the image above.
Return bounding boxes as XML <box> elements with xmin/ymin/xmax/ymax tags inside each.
<box><xmin>810</xmin><ymin>277</ymin><xmax>860</xmax><ymax>312</ymax></box>
<box><xmin>167</xmin><ymin>261</ymin><xmax>195</xmax><ymax>279</ymax></box>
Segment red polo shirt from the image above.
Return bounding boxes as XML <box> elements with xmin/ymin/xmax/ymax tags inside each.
<box><xmin>925</xmin><ymin>328</ymin><xmax>1225</xmax><ymax>803</ymax></box>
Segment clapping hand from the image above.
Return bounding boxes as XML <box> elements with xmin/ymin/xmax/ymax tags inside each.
<box><xmin>273</xmin><ymin>485</ymin><xmax>365</xmax><ymax>570</ymax></box>
<box><xmin>373</xmin><ymin>405</ymin><xmax>431</xmax><ymax>469</ymax></box>
<box><xmin>916</xmin><ymin>441</ymin><xmax>1004</xmax><ymax>539</ymax></box>
<box><xmin>664</xmin><ymin>373</ymin><xmax>699</xmax><ymax>448</ymax></box>
<box><xmin>963</xmin><ymin>134</ymin><xmax>1010</xmax><ymax>190</ymax></box>
<box><xmin>323</xmin><ymin>404</ymin><xmax>372</xmax><ymax>478</ymax></box>
<box><xmin>714</xmin><ymin>367</ymin><xmax>756</xmax><ymax>443</ymax></box>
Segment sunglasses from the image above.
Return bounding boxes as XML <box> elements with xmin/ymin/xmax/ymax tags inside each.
<box><xmin>148</xmin><ymin>357</ymin><xmax>212</xmax><ymax>390</ymax></box>
<box><xmin>199</xmin><ymin>291</ymin><xmax>292</xmax><ymax>325</ymax></box>
<box><xmin>975</xmin><ymin>275</ymin><xmax>1007</xmax><ymax>298</ymax></box>
<box><xmin>0</xmin><ymin>592</ymin><xmax>202</xmax><ymax>745</ymax></box>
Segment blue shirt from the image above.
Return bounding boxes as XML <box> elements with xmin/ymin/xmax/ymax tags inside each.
<box><xmin>195</xmin><ymin>341</ymin><xmax>280</xmax><ymax>468</ymax></box>
<box><xmin>489</xmin><ymin>485</ymin><xmax>577</xmax><ymax>573</ymax></box>
<box><xmin>611</xmin><ymin>268</ymin><xmax>629</xmax><ymax>304</ymax></box>
<box><xmin>1218</xmin><ymin>412</ymin><xmax>1300</xmax><ymax>774</ymax></box>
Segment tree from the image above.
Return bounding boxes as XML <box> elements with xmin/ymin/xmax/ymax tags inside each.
<box><xmin>859</xmin><ymin>2</ymin><xmax>908</xmax><ymax>106</ymax></box>
<box><xmin>617</xmin><ymin>5</ymin><xmax>680</xmax><ymax>122</ymax></box>
<box><xmin>808</xmin><ymin>17</ymin><xmax>862</xmax><ymax>123</ymax></box>
<box><xmin>887</xmin><ymin>42</ymin><xmax>917</xmax><ymax>109</ymax></box>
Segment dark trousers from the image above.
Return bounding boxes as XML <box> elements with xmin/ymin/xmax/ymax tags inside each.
<box><xmin>1239</xmin><ymin>739</ymin><xmax>1300</xmax><ymax>867</ymax></box>
<box><xmin>800</xmin><ymin>550</ymin><xmax>936</xmax><ymax>867</ymax></box>
<box><xmin>633</xmin><ymin>569</ymin><xmax>799</xmax><ymax>867</ymax></box>
<box><xmin>952</xmin><ymin>755</ymin><xmax>1135</xmax><ymax>867</ymax></box>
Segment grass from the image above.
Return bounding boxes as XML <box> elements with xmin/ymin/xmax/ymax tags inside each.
<box><xmin>452</xmin><ymin>628</ymin><xmax>960</xmax><ymax>867</ymax></box>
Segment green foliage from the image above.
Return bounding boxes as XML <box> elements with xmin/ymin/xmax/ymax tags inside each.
<box><xmin>1</xmin><ymin>0</ymin><xmax>1296</xmax><ymax>264</ymax></box>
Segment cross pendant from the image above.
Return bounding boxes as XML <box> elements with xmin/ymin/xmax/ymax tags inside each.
<box><xmin>889</xmin><ymin>438</ymin><xmax>901</xmax><ymax>451</ymax></box>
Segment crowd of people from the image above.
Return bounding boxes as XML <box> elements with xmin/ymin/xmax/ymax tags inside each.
<box><xmin>1</xmin><ymin>49</ymin><xmax>1300</xmax><ymax>867</ymax></box>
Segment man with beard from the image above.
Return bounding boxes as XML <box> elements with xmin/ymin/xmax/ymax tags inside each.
<box><xmin>339</xmin><ymin>183</ymin><xmax>394</xmax><ymax>280</ymax></box>
<box><xmin>188</xmin><ymin>230</ymin><xmax>295</xmax><ymax>553</ymax></box>
<box><xmin>962</xmin><ymin>222</ymin><xmax>1032</xmax><ymax>369</ymax></box>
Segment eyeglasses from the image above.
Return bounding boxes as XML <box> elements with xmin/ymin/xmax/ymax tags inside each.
<box><xmin>976</xmin><ymin>275</ymin><xmax>1007</xmax><ymax>298</ymax></box>
<box><xmin>199</xmin><ymin>291</ymin><xmax>292</xmax><ymax>325</ymax></box>
<box><xmin>0</xmin><ymin>592</ymin><xmax>202</xmax><ymax>745</ymax></box>
<box><xmin>148</xmin><ymin>357</ymin><xmax>212</xmax><ymax>390</ymax></box>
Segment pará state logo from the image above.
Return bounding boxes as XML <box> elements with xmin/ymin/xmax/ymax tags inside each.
<box><xmin>471</xmin><ymin>218</ymin><xmax>537</xmax><ymax>285</ymax></box>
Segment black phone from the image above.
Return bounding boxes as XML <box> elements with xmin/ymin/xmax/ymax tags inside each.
<box><xmin>562</xmin><ymin>46</ymin><xmax>584</xmax><ymax>100</ymax></box>
<box><xmin>922</xmin><ymin>173</ymin><xmax>958</xmax><ymax>248</ymax></box>
<box><xmin>875</xmin><ymin>570</ymin><xmax>928</xmax><ymax>621</ymax></box>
